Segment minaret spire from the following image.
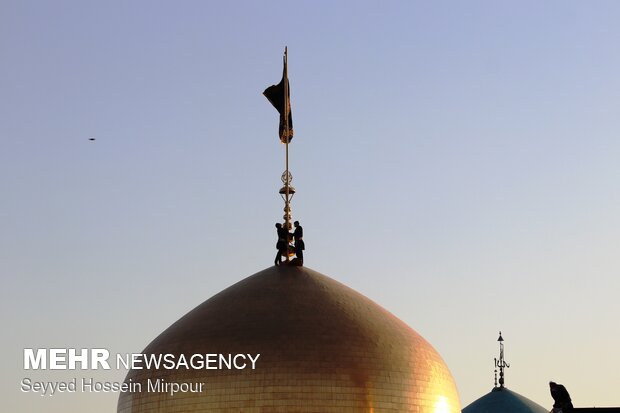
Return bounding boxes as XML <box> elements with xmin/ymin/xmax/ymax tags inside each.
<box><xmin>493</xmin><ymin>331</ymin><xmax>510</xmax><ymax>390</ymax></box>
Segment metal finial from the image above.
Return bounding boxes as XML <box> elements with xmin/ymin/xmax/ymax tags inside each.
<box><xmin>266</xmin><ymin>48</ymin><xmax>306</xmax><ymax>266</ymax></box>
<box><xmin>494</xmin><ymin>331</ymin><xmax>510</xmax><ymax>389</ymax></box>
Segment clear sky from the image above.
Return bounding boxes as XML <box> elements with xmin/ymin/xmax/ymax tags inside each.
<box><xmin>1</xmin><ymin>1</ymin><xmax>619</xmax><ymax>412</ymax></box>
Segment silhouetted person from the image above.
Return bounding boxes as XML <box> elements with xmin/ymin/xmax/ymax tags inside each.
<box><xmin>293</xmin><ymin>220</ymin><xmax>304</xmax><ymax>265</ymax></box>
<box><xmin>274</xmin><ymin>223</ymin><xmax>289</xmax><ymax>266</ymax></box>
<box><xmin>550</xmin><ymin>381</ymin><xmax>573</xmax><ymax>413</ymax></box>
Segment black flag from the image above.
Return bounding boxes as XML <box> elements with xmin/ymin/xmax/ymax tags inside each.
<box><xmin>263</xmin><ymin>53</ymin><xmax>293</xmax><ymax>143</ymax></box>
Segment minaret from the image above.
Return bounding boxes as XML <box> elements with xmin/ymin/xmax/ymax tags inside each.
<box><xmin>493</xmin><ymin>331</ymin><xmax>510</xmax><ymax>391</ymax></box>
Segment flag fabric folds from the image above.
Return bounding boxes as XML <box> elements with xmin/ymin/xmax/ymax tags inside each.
<box><xmin>264</xmin><ymin>56</ymin><xmax>293</xmax><ymax>143</ymax></box>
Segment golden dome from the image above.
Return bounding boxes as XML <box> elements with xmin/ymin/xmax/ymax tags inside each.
<box><xmin>117</xmin><ymin>266</ymin><xmax>460</xmax><ymax>412</ymax></box>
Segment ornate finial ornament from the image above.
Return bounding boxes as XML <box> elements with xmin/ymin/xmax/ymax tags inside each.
<box><xmin>264</xmin><ymin>47</ymin><xmax>295</xmax><ymax>233</ymax></box>
<box><xmin>265</xmin><ymin>48</ymin><xmax>305</xmax><ymax>266</ymax></box>
<box><xmin>494</xmin><ymin>331</ymin><xmax>510</xmax><ymax>389</ymax></box>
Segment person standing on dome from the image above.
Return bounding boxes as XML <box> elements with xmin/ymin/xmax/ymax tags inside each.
<box><xmin>293</xmin><ymin>220</ymin><xmax>304</xmax><ymax>265</ymax></box>
<box><xmin>275</xmin><ymin>223</ymin><xmax>289</xmax><ymax>266</ymax></box>
<box><xmin>549</xmin><ymin>381</ymin><xmax>573</xmax><ymax>413</ymax></box>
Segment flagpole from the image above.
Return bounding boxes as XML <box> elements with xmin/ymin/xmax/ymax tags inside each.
<box><xmin>283</xmin><ymin>46</ymin><xmax>291</xmax><ymax>262</ymax></box>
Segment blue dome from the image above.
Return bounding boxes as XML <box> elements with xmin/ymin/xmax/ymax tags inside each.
<box><xmin>463</xmin><ymin>388</ymin><xmax>548</xmax><ymax>413</ymax></box>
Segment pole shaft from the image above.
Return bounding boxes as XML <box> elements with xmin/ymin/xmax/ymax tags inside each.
<box><xmin>284</xmin><ymin>47</ymin><xmax>291</xmax><ymax>261</ymax></box>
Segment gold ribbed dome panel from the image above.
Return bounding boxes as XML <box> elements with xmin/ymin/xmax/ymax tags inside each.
<box><xmin>117</xmin><ymin>266</ymin><xmax>460</xmax><ymax>413</ymax></box>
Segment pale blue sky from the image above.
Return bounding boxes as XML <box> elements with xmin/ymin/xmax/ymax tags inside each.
<box><xmin>2</xmin><ymin>1</ymin><xmax>619</xmax><ymax>412</ymax></box>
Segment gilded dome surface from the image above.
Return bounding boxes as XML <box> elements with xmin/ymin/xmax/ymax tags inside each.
<box><xmin>117</xmin><ymin>265</ymin><xmax>461</xmax><ymax>413</ymax></box>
